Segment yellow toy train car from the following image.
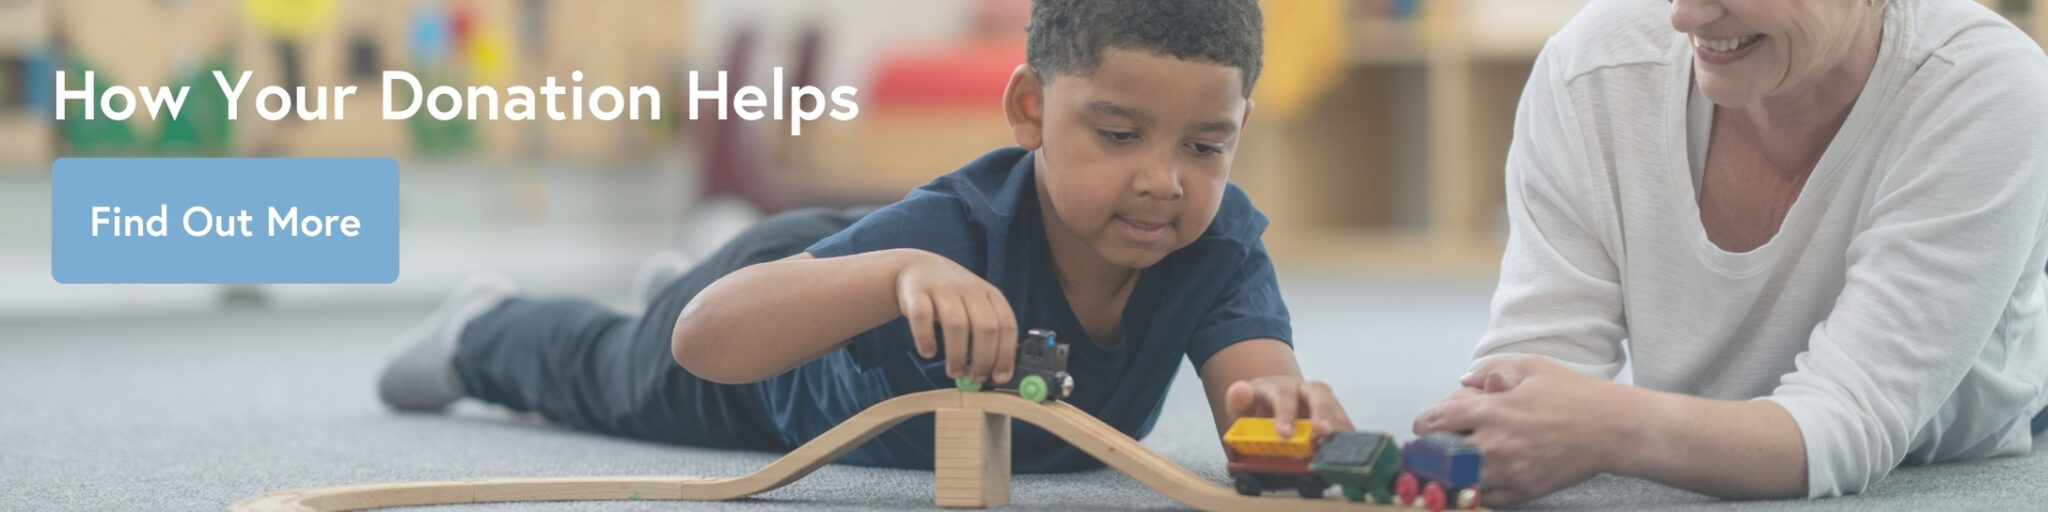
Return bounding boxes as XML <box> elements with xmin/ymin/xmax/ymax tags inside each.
<box><xmin>1221</xmin><ymin>417</ymin><xmax>1327</xmax><ymax>498</ymax></box>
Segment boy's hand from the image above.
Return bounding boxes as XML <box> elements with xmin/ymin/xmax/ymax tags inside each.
<box><xmin>895</xmin><ymin>250</ymin><xmax>1019</xmax><ymax>385</ymax></box>
<box><xmin>1225</xmin><ymin>376</ymin><xmax>1353</xmax><ymax>438</ymax></box>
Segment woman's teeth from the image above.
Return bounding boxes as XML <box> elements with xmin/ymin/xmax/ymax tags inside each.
<box><xmin>1695</xmin><ymin>34</ymin><xmax>1763</xmax><ymax>52</ymax></box>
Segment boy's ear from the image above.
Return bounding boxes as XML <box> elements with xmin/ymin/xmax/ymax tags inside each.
<box><xmin>1240</xmin><ymin>98</ymin><xmax>1255</xmax><ymax>132</ymax></box>
<box><xmin>1003</xmin><ymin>65</ymin><xmax>1045</xmax><ymax>150</ymax></box>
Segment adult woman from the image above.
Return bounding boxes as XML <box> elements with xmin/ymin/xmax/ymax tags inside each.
<box><xmin>1414</xmin><ymin>0</ymin><xmax>2048</xmax><ymax>505</ymax></box>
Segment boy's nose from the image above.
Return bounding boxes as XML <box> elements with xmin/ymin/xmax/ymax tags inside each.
<box><xmin>1134</xmin><ymin>154</ymin><xmax>1183</xmax><ymax>201</ymax></box>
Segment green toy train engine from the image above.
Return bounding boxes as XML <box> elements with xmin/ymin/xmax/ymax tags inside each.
<box><xmin>953</xmin><ymin>328</ymin><xmax>1073</xmax><ymax>403</ymax></box>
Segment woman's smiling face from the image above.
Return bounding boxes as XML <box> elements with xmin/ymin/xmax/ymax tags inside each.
<box><xmin>1669</xmin><ymin>0</ymin><xmax>1881</xmax><ymax>107</ymax></box>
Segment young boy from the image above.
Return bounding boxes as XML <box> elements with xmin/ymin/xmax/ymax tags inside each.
<box><xmin>378</xmin><ymin>0</ymin><xmax>1352</xmax><ymax>473</ymax></box>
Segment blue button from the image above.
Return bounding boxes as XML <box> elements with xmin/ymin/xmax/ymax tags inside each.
<box><xmin>51</xmin><ymin>158</ymin><xmax>400</xmax><ymax>284</ymax></box>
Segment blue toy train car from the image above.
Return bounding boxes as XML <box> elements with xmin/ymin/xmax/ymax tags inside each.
<box><xmin>1394</xmin><ymin>432</ymin><xmax>1483</xmax><ymax>511</ymax></box>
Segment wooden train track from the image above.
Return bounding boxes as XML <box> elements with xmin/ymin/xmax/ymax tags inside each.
<box><xmin>234</xmin><ymin>390</ymin><xmax>1481</xmax><ymax>511</ymax></box>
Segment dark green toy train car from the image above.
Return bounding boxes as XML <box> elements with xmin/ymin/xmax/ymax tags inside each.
<box><xmin>1309</xmin><ymin>430</ymin><xmax>1404</xmax><ymax>504</ymax></box>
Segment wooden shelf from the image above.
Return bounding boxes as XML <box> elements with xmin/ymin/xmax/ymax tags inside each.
<box><xmin>0</xmin><ymin>114</ymin><xmax>50</xmax><ymax>165</ymax></box>
<box><xmin>2031</xmin><ymin>1</ymin><xmax>2048</xmax><ymax>48</ymax></box>
<box><xmin>1251</xmin><ymin>0</ymin><xmax>1563</xmax><ymax>273</ymax></box>
<box><xmin>0</xmin><ymin>0</ymin><xmax>49</xmax><ymax>53</ymax></box>
<box><xmin>1457</xmin><ymin>0</ymin><xmax>1586</xmax><ymax>59</ymax></box>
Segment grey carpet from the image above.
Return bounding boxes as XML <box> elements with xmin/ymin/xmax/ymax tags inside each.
<box><xmin>2</xmin><ymin>275</ymin><xmax>2040</xmax><ymax>510</ymax></box>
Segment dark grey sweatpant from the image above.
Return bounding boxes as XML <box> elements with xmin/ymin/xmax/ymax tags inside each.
<box><xmin>2034</xmin><ymin>403</ymin><xmax>2046</xmax><ymax>437</ymax></box>
<box><xmin>451</xmin><ymin>208</ymin><xmax>867</xmax><ymax>450</ymax></box>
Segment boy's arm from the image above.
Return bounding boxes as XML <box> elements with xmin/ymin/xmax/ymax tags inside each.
<box><xmin>672</xmin><ymin>248</ymin><xmax>1019</xmax><ymax>386</ymax></box>
<box><xmin>1196</xmin><ymin>338</ymin><xmax>1351</xmax><ymax>438</ymax></box>
<box><xmin>671</xmin><ymin>250</ymin><xmax>911</xmax><ymax>384</ymax></box>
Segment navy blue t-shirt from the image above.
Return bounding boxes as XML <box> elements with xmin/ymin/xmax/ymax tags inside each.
<box><xmin>749</xmin><ymin>146</ymin><xmax>1290</xmax><ymax>472</ymax></box>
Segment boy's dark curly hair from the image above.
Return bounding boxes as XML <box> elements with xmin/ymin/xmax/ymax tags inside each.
<box><xmin>1026</xmin><ymin>0</ymin><xmax>1264</xmax><ymax>97</ymax></box>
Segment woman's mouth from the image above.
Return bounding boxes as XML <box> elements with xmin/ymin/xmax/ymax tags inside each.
<box><xmin>1692</xmin><ymin>33</ymin><xmax>1765</xmax><ymax>65</ymax></box>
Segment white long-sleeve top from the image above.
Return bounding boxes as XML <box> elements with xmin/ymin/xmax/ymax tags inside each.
<box><xmin>1475</xmin><ymin>0</ymin><xmax>2048</xmax><ymax>497</ymax></box>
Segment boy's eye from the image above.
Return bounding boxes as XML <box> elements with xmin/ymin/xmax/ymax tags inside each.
<box><xmin>1187</xmin><ymin>142</ymin><xmax>1223</xmax><ymax>155</ymax></box>
<box><xmin>1097</xmin><ymin>129</ymin><xmax>1137</xmax><ymax>142</ymax></box>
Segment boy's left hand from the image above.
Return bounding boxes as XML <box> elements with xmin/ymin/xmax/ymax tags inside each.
<box><xmin>1225</xmin><ymin>376</ymin><xmax>1353</xmax><ymax>438</ymax></box>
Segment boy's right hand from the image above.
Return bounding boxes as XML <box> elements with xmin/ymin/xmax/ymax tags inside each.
<box><xmin>894</xmin><ymin>249</ymin><xmax>1019</xmax><ymax>386</ymax></box>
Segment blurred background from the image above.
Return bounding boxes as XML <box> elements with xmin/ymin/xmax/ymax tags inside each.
<box><xmin>8</xmin><ymin>5</ymin><xmax>2048</xmax><ymax>510</ymax></box>
<box><xmin>0</xmin><ymin>0</ymin><xmax>2044</xmax><ymax>321</ymax></box>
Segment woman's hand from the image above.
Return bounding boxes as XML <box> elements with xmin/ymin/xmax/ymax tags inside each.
<box><xmin>1225</xmin><ymin>376</ymin><xmax>1354</xmax><ymax>438</ymax></box>
<box><xmin>1413</xmin><ymin>355</ymin><xmax>1646</xmax><ymax>506</ymax></box>
<box><xmin>895</xmin><ymin>250</ymin><xmax>1019</xmax><ymax>386</ymax></box>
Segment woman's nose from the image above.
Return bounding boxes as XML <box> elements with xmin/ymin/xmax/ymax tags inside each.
<box><xmin>1669</xmin><ymin>0</ymin><xmax>1724</xmax><ymax>34</ymax></box>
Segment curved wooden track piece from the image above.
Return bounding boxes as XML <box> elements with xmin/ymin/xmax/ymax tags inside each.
<box><xmin>235</xmin><ymin>390</ymin><xmax>1480</xmax><ymax>511</ymax></box>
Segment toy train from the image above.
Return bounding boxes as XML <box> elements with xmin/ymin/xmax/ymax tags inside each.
<box><xmin>952</xmin><ymin>328</ymin><xmax>1073</xmax><ymax>403</ymax></box>
<box><xmin>1223</xmin><ymin>418</ymin><xmax>1482</xmax><ymax>512</ymax></box>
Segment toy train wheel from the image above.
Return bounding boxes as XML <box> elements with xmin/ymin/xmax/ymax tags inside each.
<box><xmin>954</xmin><ymin>375</ymin><xmax>981</xmax><ymax>392</ymax></box>
<box><xmin>1294</xmin><ymin>475</ymin><xmax>1327</xmax><ymax>499</ymax></box>
<box><xmin>1018</xmin><ymin>374</ymin><xmax>1049</xmax><ymax>402</ymax></box>
<box><xmin>1422</xmin><ymin>482</ymin><xmax>1446</xmax><ymax>512</ymax></box>
<box><xmin>1394</xmin><ymin>472</ymin><xmax>1419</xmax><ymax>506</ymax></box>
<box><xmin>1231</xmin><ymin>473</ymin><xmax>1262</xmax><ymax>496</ymax></box>
<box><xmin>1456</xmin><ymin>487</ymin><xmax>1480</xmax><ymax>509</ymax></box>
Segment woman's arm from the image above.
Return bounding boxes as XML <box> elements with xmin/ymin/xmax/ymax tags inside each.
<box><xmin>1470</xmin><ymin>41</ymin><xmax>1629</xmax><ymax>379</ymax></box>
<box><xmin>1751</xmin><ymin>57</ymin><xmax>2048</xmax><ymax>496</ymax></box>
<box><xmin>1628</xmin><ymin>390</ymin><xmax>1806</xmax><ymax>498</ymax></box>
<box><xmin>1420</xmin><ymin>356</ymin><xmax>1808</xmax><ymax>504</ymax></box>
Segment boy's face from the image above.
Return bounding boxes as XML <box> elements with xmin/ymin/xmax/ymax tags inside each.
<box><xmin>1007</xmin><ymin>48</ymin><xmax>1252</xmax><ymax>270</ymax></box>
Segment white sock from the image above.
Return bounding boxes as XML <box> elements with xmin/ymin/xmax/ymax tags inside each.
<box><xmin>376</xmin><ymin>273</ymin><xmax>517</xmax><ymax>411</ymax></box>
